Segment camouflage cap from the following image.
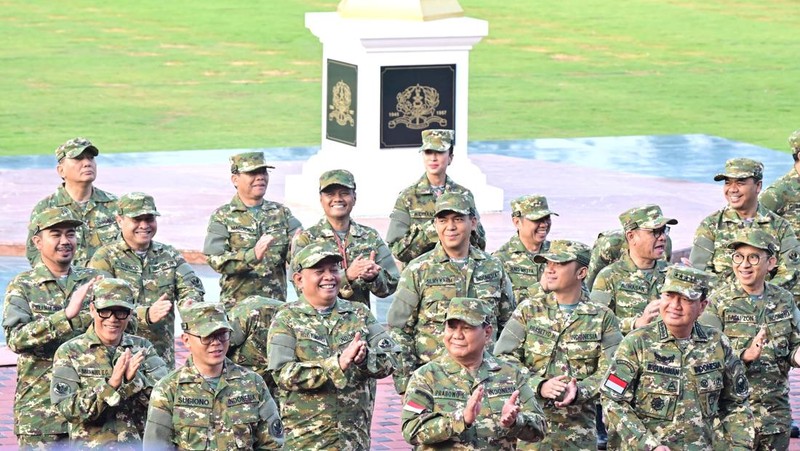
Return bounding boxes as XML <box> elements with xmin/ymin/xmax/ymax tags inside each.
<box><xmin>434</xmin><ymin>192</ymin><xmax>474</xmax><ymax>217</ymax></box>
<box><xmin>31</xmin><ymin>207</ymin><xmax>84</xmax><ymax>234</ymax></box>
<box><xmin>292</xmin><ymin>241</ymin><xmax>343</xmax><ymax>274</ymax></box>
<box><xmin>230</xmin><ymin>152</ymin><xmax>275</xmax><ymax>174</ymax></box>
<box><xmin>445</xmin><ymin>297</ymin><xmax>492</xmax><ymax>327</ymax></box>
<box><xmin>419</xmin><ymin>129</ymin><xmax>454</xmax><ymax>152</ymax></box>
<box><xmin>92</xmin><ymin>278</ymin><xmax>135</xmax><ymax>310</ymax></box>
<box><xmin>660</xmin><ymin>265</ymin><xmax>712</xmax><ymax>301</ymax></box>
<box><xmin>118</xmin><ymin>192</ymin><xmax>160</xmax><ymax>217</ymax></box>
<box><xmin>511</xmin><ymin>194</ymin><xmax>558</xmax><ymax>221</ymax></box>
<box><xmin>533</xmin><ymin>239</ymin><xmax>591</xmax><ymax>267</ymax></box>
<box><xmin>789</xmin><ymin>130</ymin><xmax>800</xmax><ymax>152</ymax></box>
<box><xmin>180</xmin><ymin>302</ymin><xmax>233</xmax><ymax>337</ymax></box>
<box><xmin>619</xmin><ymin>204</ymin><xmax>678</xmax><ymax>231</ymax></box>
<box><xmin>55</xmin><ymin>137</ymin><xmax>99</xmax><ymax>162</ymax></box>
<box><xmin>713</xmin><ymin>158</ymin><xmax>763</xmax><ymax>182</ymax></box>
<box><xmin>727</xmin><ymin>228</ymin><xmax>778</xmax><ymax>255</ymax></box>
<box><xmin>319</xmin><ymin>169</ymin><xmax>356</xmax><ymax>192</ymax></box>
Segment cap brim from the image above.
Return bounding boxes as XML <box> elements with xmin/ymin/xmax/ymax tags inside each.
<box><xmin>419</xmin><ymin>147</ymin><xmax>448</xmax><ymax>153</ymax></box>
<box><xmin>435</xmin><ymin>208</ymin><xmax>471</xmax><ymax>217</ymax></box>
<box><xmin>195</xmin><ymin>322</ymin><xmax>233</xmax><ymax>338</ymax></box>
<box><xmin>319</xmin><ymin>182</ymin><xmax>356</xmax><ymax>192</ymax></box>
<box><xmin>639</xmin><ymin>217</ymin><xmax>678</xmax><ymax>229</ymax></box>
<box><xmin>94</xmin><ymin>300</ymin><xmax>134</xmax><ymax>310</ymax></box>
<box><xmin>39</xmin><ymin>219</ymin><xmax>84</xmax><ymax>232</ymax></box>
<box><xmin>714</xmin><ymin>172</ymin><xmax>755</xmax><ymax>181</ymax></box>
<box><xmin>523</xmin><ymin>211</ymin><xmax>558</xmax><ymax>221</ymax></box>
<box><xmin>122</xmin><ymin>209</ymin><xmax>161</xmax><ymax>217</ymax></box>
<box><xmin>445</xmin><ymin>314</ymin><xmax>484</xmax><ymax>326</ymax></box>
<box><xmin>661</xmin><ymin>283</ymin><xmax>702</xmax><ymax>301</ymax></box>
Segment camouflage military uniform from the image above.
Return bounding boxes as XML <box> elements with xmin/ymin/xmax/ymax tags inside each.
<box><xmin>701</xmin><ymin>280</ymin><xmax>800</xmax><ymax>446</ymax></box>
<box><xmin>586</xmin><ymin>230</ymin><xmax>673</xmax><ymax>291</ymax></box>
<box><xmin>494</xmin><ymin>290</ymin><xmax>622</xmax><ymax>450</ymax></box>
<box><xmin>3</xmin><ymin>263</ymin><xmax>98</xmax><ymax>442</ymax></box>
<box><xmin>51</xmin><ymin>324</ymin><xmax>168</xmax><ymax>447</ymax></box>
<box><xmin>493</xmin><ymin>235</ymin><xmax>550</xmax><ymax>302</ymax></box>
<box><xmin>144</xmin><ymin>357</ymin><xmax>283</xmax><ymax>450</ymax></box>
<box><xmin>267</xmin><ymin>295</ymin><xmax>398</xmax><ymax>450</ymax></box>
<box><xmin>227</xmin><ymin>295</ymin><xmax>284</xmax><ymax>398</ymax></box>
<box><xmin>26</xmin><ymin>183</ymin><xmax>118</xmax><ymax>267</ymax></box>
<box><xmin>759</xmin><ymin>130</ymin><xmax>800</xmax><ymax>233</ymax></box>
<box><xmin>89</xmin><ymin>238</ymin><xmax>204</xmax><ymax>367</ymax></box>
<box><xmin>386</xmin><ymin>173</ymin><xmax>487</xmax><ymax>263</ymax></box>
<box><xmin>292</xmin><ymin>217</ymin><xmax>399</xmax><ymax>306</ymax></box>
<box><xmin>204</xmin><ymin>194</ymin><xmax>302</xmax><ymax>308</ymax></box>
<box><xmin>387</xmin><ymin>243</ymin><xmax>516</xmax><ymax>393</ymax></box>
<box><xmin>601</xmin><ymin>320</ymin><xmax>754</xmax><ymax>450</ymax></box>
<box><xmin>403</xmin><ymin>351</ymin><xmax>547</xmax><ymax>449</ymax></box>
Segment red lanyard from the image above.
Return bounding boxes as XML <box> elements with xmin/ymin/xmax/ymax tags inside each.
<box><xmin>332</xmin><ymin>231</ymin><xmax>349</xmax><ymax>269</ymax></box>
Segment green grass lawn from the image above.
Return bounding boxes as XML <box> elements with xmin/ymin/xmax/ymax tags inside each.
<box><xmin>1</xmin><ymin>0</ymin><xmax>798</xmax><ymax>156</ymax></box>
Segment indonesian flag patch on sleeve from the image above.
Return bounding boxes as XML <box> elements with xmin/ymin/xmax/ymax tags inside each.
<box><xmin>403</xmin><ymin>400</ymin><xmax>427</xmax><ymax>414</ymax></box>
<box><xmin>604</xmin><ymin>373</ymin><xmax>629</xmax><ymax>395</ymax></box>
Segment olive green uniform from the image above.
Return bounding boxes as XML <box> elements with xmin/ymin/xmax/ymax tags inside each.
<box><xmin>492</xmin><ymin>235</ymin><xmax>550</xmax><ymax>302</ymax></box>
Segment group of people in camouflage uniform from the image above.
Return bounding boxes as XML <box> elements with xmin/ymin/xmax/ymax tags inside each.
<box><xmin>5</xmin><ymin>128</ymin><xmax>800</xmax><ymax>450</ymax></box>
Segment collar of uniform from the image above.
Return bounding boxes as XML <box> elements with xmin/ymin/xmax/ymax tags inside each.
<box><xmin>294</xmin><ymin>296</ymin><xmax>355</xmax><ymax>316</ymax></box>
<box><xmin>54</xmin><ymin>184</ymin><xmax>116</xmax><ymax>206</ymax></box>
<box><xmin>414</xmin><ymin>173</ymin><xmax>454</xmax><ymax>195</ymax></box>
<box><xmin>83</xmin><ymin>323</ymin><xmax>136</xmax><ymax>348</ymax></box>
<box><xmin>440</xmin><ymin>351</ymin><xmax>501</xmax><ymax>376</ymax></box>
<box><xmin>315</xmin><ymin>217</ymin><xmax>367</xmax><ymax>238</ymax></box>
<box><xmin>657</xmin><ymin>320</ymin><xmax>709</xmax><ymax>342</ymax></box>
<box><xmin>30</xmin><ymin>262</ymin><xmax>92</xmax><ymax>286</ymax></box>
<box><xmin>543</xmin><ymin>289</ymin><xmax>597</xmax><ymax>314</ymax></box>
<box><xmin>721</xmin><ymin>203</ymin><xmax>773</xmax><ymax>225</ymax></box>
<box><xmin>180</xmin><ymin>356</ymin><xmax>241</xmax><ymax>383</ymax></box>
<box><xmin>229</xmin><ymin>194</ymin><xmax>277</xmax><ymax>212</ymax></box>
<box><xmin>120</xmin><ymin>237</ymin><xmax>161</xmax><ymax>255</ymax></box>
<box><xmin>508</xmin><ymin>234</ymin><xmax>551</xmax><ymax>256</ymax></box>
<box><xmin>431</xmin><ymin>243</ymin><xmax>487</xmax><ymax>263</ymax></box>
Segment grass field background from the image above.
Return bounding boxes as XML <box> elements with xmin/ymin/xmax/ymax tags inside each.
<box><xmin>0</xmin><ymin>0</ymin><xmax>797</xmax><ymax>156</ymax></box>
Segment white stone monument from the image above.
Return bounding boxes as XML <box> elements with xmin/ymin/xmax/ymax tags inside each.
<box><xmin>285</xmin><ymin>0</ymin><xmax>503</xmax><ymax>218</ymax></box>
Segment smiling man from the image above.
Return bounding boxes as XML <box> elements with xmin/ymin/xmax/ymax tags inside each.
<box><xmin>89</xmin><ymin>192</ymin><xmax>205</xmax><ymax>368</ymax></box>
<box><xmin>601</xmin><ymin>265</ymin><xmax>755</xmax><ymax>450</ymax></box>
<box><xmin>26</xmin><ymin>137</ymin><xmax>119</xmax><ymax>267</ymax></box>
<box><xmin>51</xmin><ymin>278</ymin><xmax>167</xmax><ymax>447</ymax></box>
<box><xmin>144</xmin><ymin>302</ymin><xmax>284</xmax><ymax>449</ymax></box>
<box><xmin>387</xmin><ymin>192</ymin><xmax>515</xmax><ymax>395</ymax></box>
<box><xmin>204</xmin><ymin>152</ymin><xmax>302</xmax><ymax>308</ymax></box>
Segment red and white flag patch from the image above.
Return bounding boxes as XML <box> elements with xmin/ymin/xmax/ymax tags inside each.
<box><xmin>604</xmin><ymin>374</ymin><xmax>628</xmax><ymax>394</ymax></box>
<box><xmin>403</xmin><ymin>400</ymin><xmax>426</xmax><ymax>414</ymax></box>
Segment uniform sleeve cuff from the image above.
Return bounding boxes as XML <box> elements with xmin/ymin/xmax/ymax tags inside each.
<box><xmin>324</xmin><ymin>355</ymin><xmax>348</xmax><ymax>389</ymax></box>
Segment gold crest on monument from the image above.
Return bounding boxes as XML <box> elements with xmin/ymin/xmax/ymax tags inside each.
<box><xmin>388</xmin><ymin>84</ymin><xmax>447</xmax><ymax>130</ymax></box>
<box><xmin>328</xmin><ymin>80</ymin><xmax>355</xmax><ymax>127</ymax></box>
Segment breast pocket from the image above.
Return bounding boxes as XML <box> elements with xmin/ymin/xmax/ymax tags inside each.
<box><xmin>418</xmin><ymin>290</ymin><xmax>452</xmax><ymax>327</ymax></box>
<box><xmin>225</xmin><ymin>401</ymin><xmax>260</xmax><ymax>449</ymax></box>
<box><xmin>526</xmin><ymin>335</ymin><xmax>557</xmax><ymax>374</ymax></box>
<box><xmin>295</xmin><ymin>330</ymin><xmax>330</xmax><ymax>362</ymax></box>
<box><xmin>564</xmin><ymin>337</ymin><xmax>601</xmax><ymax>380</ymax></box>
<box><xmin>229</xmin><ymin>226</ymin><xmax>259</xmax><ymax>251</ymax></box>
<box><xmin>174</xmin><ymin>407</ymin><xmax>211</xmax><ymax>450</ymax></box>
<box><xmin>635</xmin><ymin>372</ymin><xmax>680</xmax><ymax>420</ymax></box>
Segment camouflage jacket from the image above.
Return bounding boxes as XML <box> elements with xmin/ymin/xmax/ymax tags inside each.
<box><xmin>51</xmin><ymin>326</ymin><xmax>168</xmax><ymax>446</ymax></box>
<box><xmin>227</xmin><ymin>295</ymin><xmax>285</xmax><ymax>395</ymax></box>
<box><xmin>493</xmin><ymin>290</ymin><xmax>622</xmax><ymax>444</ymax></box>
<box><xmin>2</xmin><ymin>263</ymin><xmax>98</xmax><ymax>436</ymax></box>
<box><xmin>689</xmin><ymin>203</ymin><xmax>800</xmax><ymax>290</ymax></box>
<box><xmin>26</xmin><ymin>185</ymin><xmax>119</xmax><ymax>267</ymax></box>
<box><xmin>760</xmin><ymin>167</ymin><xmax>800</xmax><ymax>234</ymax></box>
<box><xmin>385</xmin><ymin>174</ymin><xmax>487</xmax><ymax>263</ymax></box>
<box><xmin>492</xmin><ymin>234</ymin><xmax>549</xmax><ymax>302</ymax></box>
<box><xmin>601</xmin><ymin>321</ymin><xmax>754</xmax><ymax>451</ymax></box>
<box><xmin>586</xmin><ymin>230</ymin><xmax>672</xmax><ymax>291</ymax></box>
<box><xmin>143</xmin><ymin>357</ymin><xmax>284</xmax><ymax>450</ymax></box>
<box><xmin>267</xmin><ymin>296</ymin><xmax>398</xmax><ymax>450</ymax></box>
<box><xmin>387</xmin><ymin>243</ymin><xmax>516</xmax><ymax>394</ymax></box>
<box><xmin>203</xmin><ymin>194</ymin><xmax>302</xmax><ymax>308</ymax></box>
<box><xmin>88</xmin><ymin>238</ymin><xmax>205</xmax><ymax>367</ymax></box>
<box><xmin>700</xmin><ymin>281</ymin><xmax>800</xmax><ymax>435</ymax></box>
<box><xmin>402</xmin><ymin>352</ymin><xmax>547</xmax><ymax>450</ymax></box>
<box><xmin>590</xmin><ymin>252</ymin><xmax>669</xmax><ymax>335</ymax></box>
<box><xmin>292</xmin><ymin>217</ymin><xmax>399</xmax><ymax>306</ymax></box>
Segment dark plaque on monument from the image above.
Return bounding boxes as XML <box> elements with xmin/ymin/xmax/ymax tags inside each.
<box><xmin>326</xmin><ymin>59</ymin><xmax>358</xmax><ymax>146</ymax></box>
<box><xmin>380</xmin><ymin>64</ymin><xmax>456</xmax><ymax>149</ymax></box>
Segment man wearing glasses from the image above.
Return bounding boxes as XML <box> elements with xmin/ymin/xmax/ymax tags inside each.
<box><xmin>145</xmin><ymin>302</ymin><xmax>284</xmax><ymax>449</ymax></box>
<box><xmin>204</xmin><ymin>152</ymin><xmax>302</xmax><ymax>309</ymax></box>
<box><xmin>51</xmin><ymin>278</ymin><xmax>168</xmax><ymax>447</ymax></box>
<box><xmin>700</xmin><ymin>230</ymin><xmax>800</xmax><ymax>450</ymax></box>
<box><xmin>591</xmin><ymin>205</ymin><xmax>677</xmax><ymax>335</ymax></box>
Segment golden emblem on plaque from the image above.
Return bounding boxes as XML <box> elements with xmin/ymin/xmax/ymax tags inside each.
<box><xmin>388</xmin><ymin>84</ymin><xmax>447</xmax><ymax>130</ymax></box>
<box><xmin>328</xmin><ymin>80</ymin><xmax>355</xmax><ymax>127</ymax></box>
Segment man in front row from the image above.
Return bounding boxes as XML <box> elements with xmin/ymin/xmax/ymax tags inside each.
<box><xmin>144</xmin><ymin>302</ymin><xmax>284</xmax><ymax>450</ymax></box>
<box><xmin>601</xmin><ymin>265</ymin><xmax>755</xmax><ymax>450</ymax></box>
<box><xmin>51</xmin><ymin>278</ymin><xmax>168</xmax><ymax>447</ymax></box>
<box><xmin>402</xmin><ymin>297</ymin><xmax>547</xmax><ymax>449</ymax></box>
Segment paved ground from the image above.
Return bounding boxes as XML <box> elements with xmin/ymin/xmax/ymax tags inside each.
<box><xmin>0</xmin><ymin>135</ymin><xmax>798</xmax><ymax>449</ymax></box>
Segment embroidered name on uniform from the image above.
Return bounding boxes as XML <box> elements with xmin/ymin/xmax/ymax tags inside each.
<box><xmin>178</xmin><ymin>397</ymin><xmax>210</xmax><ymax>406</ymax></box>
<box><xmin>693</xmin><ymin>362</ymin><xmax>722</xmax><ymax>374</ymax></box>
<box><xmin>297</xmin><ymin>330</ymin><xmax>326</xmax><ymax>343</ymax></box>
<box><xmin>531</xmin><ymin>326</ymin><xmax>558</xmax><ymax>339</ymax></box>
<box><xmin>434</xmin><ymin>389</ymin><xmax>467</xmax><ymax>400</ymax></box>
<box><xmin>725</xmin><ymin>313</ymin><xmax>756</xmax><ymax>323</ymax></box>
<box><xmin>227</xmin><ymin>394</ymin><xmax>257</xmax><ymax>406</ymax></box>
<box><xmin>768</xmin><ymin>310</ymin><xmax>792</xmax><ymax>322</ymax></box>
<box><xmin>485</xmin><ymin>387</ymin><xmax>515</xmax><ymax>397</ymax></box>
<box><xmin>78</xmin><ymin>367</ymin><xmax>111</xmax><ymax>377</ymax></box>
<box><xmin>572</xmin><ymin>333</ymin><xmax>599</xmax><ymax>341</ymax></box>
<box><xmin>338</xmin><ymin>332</ymin><xmax>357</xmax><ymax>345</ymax></box>
<box><xmin>510</xmin><ymin>267</ymin><xmax>537</xmax><ymax>275</ymax></box>
<box><xmin>474</xmin><ymin>272</ymin><xmax>499</xmax><ymax>283</ymax></box>
<box><xmin>619</xmin><ymin>282</ymin><xmax>648</xmax><ymax>293</ymax></box>
<box><xmin>31</xmin><ymin>303</ymin><xmax>61</xmax><ymax>312</ymax></box>
<box><xmin>425</xmin><ymin>277</ymin><xmax>457</xmax><ymax>285</ymax></box>
<box><xmin>646</xmin><ymin>363</ymin><xmax>680</xmax><ymax>376</ymax></box>
<box><xmin>96</xmin><ymin>218</ymin><xmax>116</xmax><ymax>227</ymax></box>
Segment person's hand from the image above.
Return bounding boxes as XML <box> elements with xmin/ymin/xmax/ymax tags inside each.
<box><xmin>654</xmin><ymin>446</ymin><xmax>670</xmax><ymax>451</ymax></box>
<box><xmin>66</xmin><ymin>276</ymin><xmax>102</xmax><ymax>320</ymax></box>
<box><xmin>463</xmin><ymin>385</ymin><xmax>484</xmax><ymax>426</ymax></box>
<box><xmin>634</xmin><ymin>298</ymin><xmax>662</xmax><ymax>329</ymax></box>
<box><xmin>339</xmin><ymin>332</ymin><xmax>367</xmax><ymax>370</ymax></box>
<box><xmin>254</xmin><ymin>234</ymin><xmax>275</xmax><ymax>260</ymax></box>
<box><xmin>742</xmin><ymin>327</ymin><xmax>768</xmax><ymax>363</ymax></box>
<box><xmin>540</xmin><ymin>375</ymin><xmax>570</xmax><ymax>400</ymax></box>
<box><xmin>125</xmin><ymin>350</ymin><xmax>145</xmax><ymax>382</ymax></box>
<box><xmin>680</xmin><ymin>257</ymin><xmax>692</xmax><ymax>267</ymax></box>
<box><xmin>109</xmin><ymin>349</ymin><xmax>130</xmax><ymax>389</ymax></box>
<box><xmin>147</xmin><ymin>294</ymin><xmax>172</xmax><ymax>323</ymax></box>
<box><xmin>555</xmin><ymin>378</ymin><xmax>578</xmax><ymax>408</ymax></box>
<box><xmin>500</xmin><ymin>390</ymin><xmax>520</xmax><ymax>428</ymax></box>
<box><xmin>346</xmin><ymin>253</ymin><xmax>381</xmax><ymax>282</ymax></box>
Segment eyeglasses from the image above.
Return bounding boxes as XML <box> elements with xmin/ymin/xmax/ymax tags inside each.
<box><xmin>732</xmin><ymin>252</ymin><xmax>763</xmax><ymax>266</ymax></box>
<box><xmin>648</xmin><ymin>226</ymin><xmax>670</xmax><ymax>238</ymax></box>
<box><xmin>187</xmin><ymin>330</ymin><xmax>231</xmax><ymax>345</ymax></box>
<box><xmin>97</xmin><ymin>309</ymin><xmax>131</xmax><ymax>320</ymax></box>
